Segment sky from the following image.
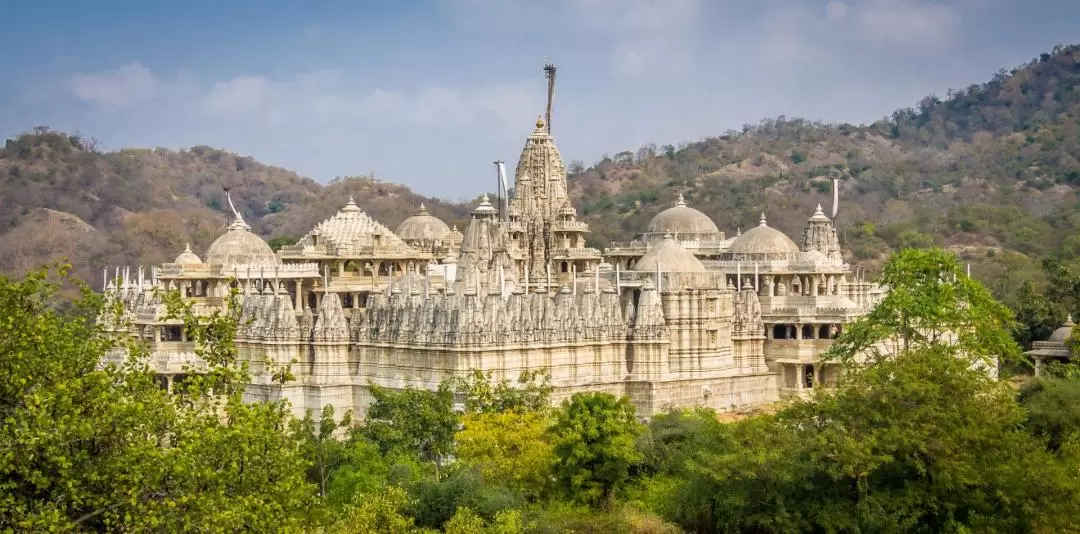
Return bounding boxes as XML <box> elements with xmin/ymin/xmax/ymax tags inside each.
<box><xmin>2</xmin><ymin>0</ymin><xmax>1079</xmax><ymax>199</ymax></box>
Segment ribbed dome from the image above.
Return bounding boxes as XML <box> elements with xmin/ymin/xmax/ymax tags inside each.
<box><xmin>205</xmin><ymin>220</ymin><xmax>279</xmax><ymax>266</ymax></box>
<box><xmin>646</xmin><ymin>195</ymin><xmax>719</xmax><ymax>236</ymax></box>
<box><xmin>174</xmin><ymin>243</ymin><xmax>202</xmax><ymax>264</ymax></box>
<box><xmin>634</xmin><ymin>235</ymin><xmax>706</xmax><ymax>272</ymax></box>
<box><xmin>726</xmin><ymin>213</ymin><xmax>800</xmax><ymax>256</ymax></box>
<box><xmin>1049</xmin><ymin>315</ymin><xmax>1075</xmax><ymax>343</ymax></box>
<box><xmin>395</xmin><ymin>203</ymin><xmax>451</xmax><ymax>242</ymax></box>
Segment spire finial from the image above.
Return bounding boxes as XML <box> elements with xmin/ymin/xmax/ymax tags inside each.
<box><xmin>675</xmin><ymin>193</ymin><xmax>686</xmax><ymax>207</ymax></box>
<box><xmin>342</xmin><ymin>196</ymin><xmax>360</xmax><ymax>212</ymax></box>
<box><xmin>759</xmin><ymin>212</ymin><xmax>767</xmax><ymax>226</ymax></box>
<box><xmin>535</xmin><ymin>115</ymin><xmax>545</xmax><ymax>130</ymax></box>
<box><xmin>223</xmin><ymin>187</ymin><xmax>250</xmax><ymax>231</ymax></box>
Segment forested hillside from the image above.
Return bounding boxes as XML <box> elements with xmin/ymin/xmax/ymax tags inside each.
<box><xmin>570</xmin><ymin>44</ymin><xmax>1080</xmax><ymax>307</ymax></box>
<box><xmin>3</xmin><ymin>44</ymin><xmax>1080</xmax><ymax>311</ymax></box>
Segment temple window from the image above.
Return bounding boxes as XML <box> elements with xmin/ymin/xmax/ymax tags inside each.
<box><xmin>162</xmin><ymin>325</ymin><xmax>183</xmax><ymax>342</ymax></box>
<box><xmin>561</xmin><ymin>262</ymin><xmax>569</xmax><ymax>273</ymax></box>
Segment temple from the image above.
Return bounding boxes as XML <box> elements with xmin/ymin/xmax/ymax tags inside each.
<box><xmin>100</xmin><ymin>72</ymin><xmax>886</xmax><ymax>419</ymax></box>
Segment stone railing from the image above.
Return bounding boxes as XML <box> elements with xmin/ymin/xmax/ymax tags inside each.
<box><xmin>701</xmin><ymin>258</ymin><xmax>849</xmax><ymax>271</ymax></box>
<box><xmin>158</xmin><ymin>262</ymin><xmax>320</xmax><ymax>278</ymax></box>
<box><xmin>550</xmin><ymin>220</ymin><xmax>590</xmax><ymax>232</ymax></box>
<box><xmin>553</xmin><ymin>247</ymin><xmax>602</xmax><ymax>258</ymax></box>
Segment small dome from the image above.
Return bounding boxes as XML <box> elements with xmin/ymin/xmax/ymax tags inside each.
<box><xmin>395</xmin><ymin>203</ymin><xmax>451</xmax><ymax>242</ymax></box>
<box><xmin>646</xmin><ymin>194</ymin><xmax>719</xmax><ymax>236</ymax></box>
<box><xmin>174</xmin><ymin>243</ymin><xmax>202</xmax><ymax>264</ymax></box>
<box><xmin>634</xmin><ymin>235</ymin><xmax>706</xmax><ymax>272</ymax></box>
<box><xmin>726</xmin><ymin>213</ymin><xmax>800</xmax><ymax>256</ymax></box>
<box><xmin>205</xmin><ymin>219</ymin><xmax>279</xmax><ymax>266</ymax></box>
<box><xmin>1049</xmin><ymin>315</ymin><xmax>1075</xmax><ymax>343</ymax></box>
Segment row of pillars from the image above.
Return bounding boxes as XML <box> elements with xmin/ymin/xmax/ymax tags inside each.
<box><xmin>769</xmin><ymin>323</ymin><xmax>842</xmax><ymax>340</ymax></box>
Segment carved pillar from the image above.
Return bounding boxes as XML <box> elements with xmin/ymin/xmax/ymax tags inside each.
<box><xmin>294</xmin><ymin>280</ymin><xmax>303</xmax><ymax>311</ymax></box>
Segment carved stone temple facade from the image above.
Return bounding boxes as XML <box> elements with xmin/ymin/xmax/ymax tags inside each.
<box><xmin>101</xmin><ymin>115</ymin><xmax>885</xmax><ymax>420</ymax></box>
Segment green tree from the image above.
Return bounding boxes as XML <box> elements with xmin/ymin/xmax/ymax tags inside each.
<box><xmin>549</xmin><ymin>392</ymin><xmax>644</xmax><ymax>508</ymax></box>
<box><xmin>450</xmin><ymin>369</ymin><xmax>552</xmax><ymax>415</ymax></box>
<box><xmin>361</xmin><ymin>383</ymin><xmax>457</xmax><ymax>473</ymax></box>
<box><xmin>1011</xmin><ymin>279</ymin><xmax>1063</xmax><ymax>349</ymax></box>
<box><xmin>0</xmin><ymin>266</ymin><xmax>320</xmax><ymax>532</ymax></box>
<box><xmin>456</xmin><ymin>410</ymin><xmax>554</xmax><ymax>501</ymax></box>
<box><xmin>324</xmin><ymin>486</ymin><xmax>421</xmax><ymax>534</ymax></box>
<box><xmin>294</xmin><ymin>405</ymin><xmax>353</xmax><ymax>498</ymax></box>
<box><xmin>826</xmin><ymin>247</ymin><xmax>1021</xmax><ymax>367</ymax></box>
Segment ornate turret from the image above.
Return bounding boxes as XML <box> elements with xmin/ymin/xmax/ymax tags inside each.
<box><xmin>802</xmin><ymin>203</ymin><xmax>843</xmax><ymax>262</ymax></box>
<box><xmin>505</xmin><ymin>113</ymin><xmax>600</xmax><ymax>284</ymax></box>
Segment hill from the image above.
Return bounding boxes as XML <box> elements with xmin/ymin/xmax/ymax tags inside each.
<box><xmin>0</xmin><ymin>131</ymin><xmax>475</xmax><ymax>286</ymax></box>
<box><xmin>570</xmin><ymin>43</ymin><xmax>1080</xmax><ymax>305</ymax></box>
<box><xmin>2</xmin><ymin>44</ymin><xmax>1080</xmax><ymax>310</ymax></box>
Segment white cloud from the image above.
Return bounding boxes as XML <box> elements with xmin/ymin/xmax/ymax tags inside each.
<box><xmin>201</xmin><ymin>76</ymin><xmax>272</xmax><ymax>116</ymax></box>
<box><xmin>825</xmin><ymin>1</ymin><xmax>849</xmax><ymax>20</ymax></box>
<box><xmin>69</xmin><ymin>62</ymin><xmax>161</xmax><ymax>110</ymax></box>
<box><xmin>69</xmin><ymin>60</ymin><xmax>542</xmax><ymax>132</ymax></box>
<box><xmin>855</xmin><ymin>0</ymin><xmax>958</xmax><ymax>46</ymax></box>
<box><xmin>568</xmin><ymin>0</ymin><xmax>701</xmax><ymax>76</ymax></box>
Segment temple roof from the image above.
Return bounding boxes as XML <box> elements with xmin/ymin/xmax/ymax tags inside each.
<box><xmin>646</xmin><ymin>194</ymin><xmax>720</xmax><ymax>236</ymax></box>
<box><xmin>726</xmin><ymin>213</ymin><xmax>800</xmax><ymax>256</ymax></box>
<box><xmin>395</xmin><ymin>203</ymin><xmax>451</xmax><ymax>242</ymax></box>
<box><xmin>634</xmin><ymin>235</ymin><xmax>706</xmax><ymax>272</ymax></box>
<box><xmin>174</xmin><ymin>243</ymin><xmax>202</xmax><ymax>264</ymax></box>
<box><xmin>296</xmin><ymin>197</ymin><xmax>410</xmax><ymax>253</ymax></box>
<box><xmin>205</xmin><ymin>220</ymin><xmax>279</xmax><ymax>266</ymax></box>
<box><xmin>1049</xmin><ymin>315</ymin><xmax>1075</xmax><ymax>343</ymax></box>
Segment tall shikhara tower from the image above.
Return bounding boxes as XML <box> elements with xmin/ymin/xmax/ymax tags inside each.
<box><xmin>504</xmin><ymin>65</ymin><xmax>600</xmax><ymax>286</ymax></box>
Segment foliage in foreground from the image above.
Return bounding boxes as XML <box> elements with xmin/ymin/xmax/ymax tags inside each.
<box><xmin>8</xmin><ymin>250</ymin><xmax>1080</xmax><ymax>532</ymax></box>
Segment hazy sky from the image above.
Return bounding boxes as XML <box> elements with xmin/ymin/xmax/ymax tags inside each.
<box><xmin>2</xmin><ymin>0</ymin><xmax>1078</xmax><ymax>198</ymax></box>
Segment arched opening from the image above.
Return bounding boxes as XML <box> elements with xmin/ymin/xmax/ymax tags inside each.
<box><xmin>819</xmin><ymin>324</ymin><xmax>831</xmax><ymax>339</ymax></box>
<box><xmin>802</xmin><ymin>324</ymin><xmax>815</xmax><ymax>339</ymax></box>
<box><xmin>561</xmin><ymin>261</ymin><xmax>569</xmax><ymax>273</ymax></box>
<box><xmin>772</xmin><ymin>324</ymin><xmax>787</xmax><ymax>339</ymax></box>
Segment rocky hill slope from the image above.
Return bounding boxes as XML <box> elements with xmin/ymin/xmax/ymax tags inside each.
<box><xmin>2</xmin><ymin>44</ymin><xmax>1079</xmax><ymax>307</ymax></box>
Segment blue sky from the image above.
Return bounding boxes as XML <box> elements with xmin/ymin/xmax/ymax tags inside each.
<box><xmin>2</xmin><ymin>0</ymin><xmax>1079</xmax><ymax>199</ymax></box>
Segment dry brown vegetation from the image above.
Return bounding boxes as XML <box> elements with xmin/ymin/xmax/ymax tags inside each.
<box><xmin>3</xmin><ymin>45</ymin><xmax>1080</xmax><ymax>309</ymax></box>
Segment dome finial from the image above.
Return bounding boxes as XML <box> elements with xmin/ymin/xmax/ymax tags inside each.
<box><xmin>759</xmin><ymin>212</ymin><xmax>768</xmax><ymax>226</ymax></box>
<box><xmin>184</xmin><ymin>243</ymin><xmax>192</xmax><ymax>253</ymax></box>
<box><xmin>417</xmin><ymin>202</ymin><xmax>429</xmax><ymax>215</ymax></box>
<box><xmin>675</xmin><ymin>193</ymin><xmax>686</xmax><ymax>207</ymax></box>
<box><xmin>1068</xmin><ymin>314</ymin><xmax>1075</xmax><ymax>327</ymax></box>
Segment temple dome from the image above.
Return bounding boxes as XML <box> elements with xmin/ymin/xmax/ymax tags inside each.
<box><xmin>174</xmin><ymin>243</ymin><xmax>202</xmax><ymax>264</ymax></box>
<box><xmin>646</xmin><ymin>195</ymin><xmax>719</xmax><ymax>236</ymax></box>
<box><xmin>395</xmin><ymin>203</ymin><xmax>451</xmax><ymax>242</ymax></box>
<box><xmin>634</xmin><ymin>235</ymin><xmax>706</xmax><ymax>272</ymax></box>
<box><xmin>1049</xmin><ymin>315</ymin><xmax>1075</xmax><ymax>343</ymax></box>
<box><xmin>726</xmin><ymin>213</ymin><xmax>800</xmax><ymax>256</ymax></box>
<box><xmin>205</xmin><ymin>219</ymin><xmax>279</xmax><ymax>266</ymax></box>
